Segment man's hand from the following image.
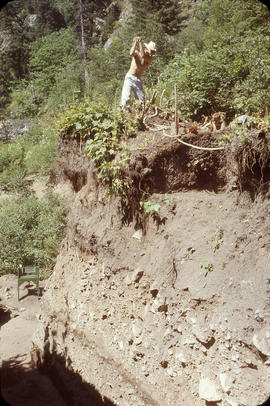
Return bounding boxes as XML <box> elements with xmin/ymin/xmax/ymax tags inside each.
<box><xmin>133</xmin><ymin>36</ymin><xmax>141</xmax><ymax>43</ymax></box>
<box><xmin>130</xmin><ymin>36</ymin><xmax>143</xmax><ymax>58</ymax></box>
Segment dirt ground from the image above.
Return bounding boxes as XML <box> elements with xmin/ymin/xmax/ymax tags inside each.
<box><xmin>0</xmin><ymin>275</ymin><xmax>66</xmax><ymax>405</ymax></box>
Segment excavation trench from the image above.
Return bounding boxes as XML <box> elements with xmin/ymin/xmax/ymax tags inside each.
<box><xmin>2</xmin><ymin>122</ymin><xmax>270</xmax><ymax>406</ymax></box>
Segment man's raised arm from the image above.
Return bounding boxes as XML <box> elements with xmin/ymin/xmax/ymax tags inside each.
<box><xmin>129</xmin><ymin>37</ymin><xmax>145</xmax><ymax>59</ymax></box>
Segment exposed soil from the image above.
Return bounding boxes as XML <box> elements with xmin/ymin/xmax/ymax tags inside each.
<box><xmin>0</xmin><ymin>275</ymin><xmax>68</xmax><ymax>405</ymax></box>
<box><xmin>1</xmin><ymin>116</ymin><xmax>270</xmax><ymax>405</ymax></box>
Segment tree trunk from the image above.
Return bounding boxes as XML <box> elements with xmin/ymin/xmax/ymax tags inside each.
<box><xmin>79</xmin><ymin>0</ymin><xmax>89</xmax><ymax>86</ymax></box>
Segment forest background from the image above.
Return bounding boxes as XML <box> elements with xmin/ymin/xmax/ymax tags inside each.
<box><xmin>0</xmin><ymin>0</ymin><xmax>270</xmax><ymax>277</ymax></box>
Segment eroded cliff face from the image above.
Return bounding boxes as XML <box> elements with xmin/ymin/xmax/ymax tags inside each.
<box><xmin>32</xmin><ymin>128</ymin><xmax>270</xmax><ymax>406</ymax></box>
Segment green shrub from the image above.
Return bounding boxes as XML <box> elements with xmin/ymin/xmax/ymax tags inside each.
<box><xmin>0</xmin><ymin>141</ymin><xmax>24</xmax><ymax>172</ymax></box>
<box><xmin>157</xmin><ymin>0</ymin><xmax>270</xmax><ymax>119</ymax></box>
<box><xmin>58</xmin><ymin>100</ymin><xmax>138</xmax><ymax>141</ymax></box>
<box><xmin>0</xmin><ymin>192</ymin><xmax>67</xmax><ymax>278</ymax></box>
<box><xmin>0</xmin><ymin>120</ymin><xmax>59</xmax><ymax>193</ymax></box>
<box><xmin>7</xmin><ymin>83</ymin><xmax>41</xmax><ymax>119</ymax></box>
<box><xmin>0</xmin><ymin>163</ymin><xmax>27</xmax><ymax>192</ymax></box>
<box><xmin>44</xmin><ymin>61</ymin><xmax>85</xmax><ymax>112</ymax></box>
<box><xmin>24</xmin><ymin>129</ymin><xmax>58</xmax><ymax>176</ymax></box>
<box><xmin>0</xmin><ymin>141</ymin><xmax>27</xmax><ymax>192</ymax></box>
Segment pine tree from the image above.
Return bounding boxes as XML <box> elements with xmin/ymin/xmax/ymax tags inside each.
<box><xmin>131</xmin><ymin>0</ymin><xmax>183</xmax><ymax>35</ymax></box>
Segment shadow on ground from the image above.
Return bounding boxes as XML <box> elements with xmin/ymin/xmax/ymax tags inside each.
<box><xmin>1</xmin><ymin>353</ymin><xmax>117</xmax><ymax>406</ymax></box>
<box><xmin>0</xmin><ymin>305</ymin><xmax>11</xmax><ymax>328</ymax></box>
<box><xmin>18</xmin><ymin>286</ymin><xmax>44</xmax><ymax>302</ymax></box>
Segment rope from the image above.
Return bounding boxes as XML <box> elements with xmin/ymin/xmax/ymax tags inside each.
<box><xmin>163</xmin><ymin>131</ymin><xmax>225</xmax><ymax>151</ymax></box>
<box><xmin>147</xmin><ymin>124</ymin><xmax>171</xmax><ymax>132</ymax></box>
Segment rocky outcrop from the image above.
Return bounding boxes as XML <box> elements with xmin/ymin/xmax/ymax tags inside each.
<box><xmin>32</xmin><ymin>129</ymin><xmax>270</xmax><ymax>405</ymax></box>
<box><xmin>104</xmin><ymin>0</ymin><xmax>133</xmax><ymax>51</ymax></box>
<box><xmin>0</xmin><ymin>119</ymin><xmax>30</xmax><ymax>143</ymax></box>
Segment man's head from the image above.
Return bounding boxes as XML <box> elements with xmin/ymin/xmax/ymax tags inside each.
<box><xmin>144</xmin><ymin>41</ymin><xmax>156</xmax><ymax>56</ymax></box>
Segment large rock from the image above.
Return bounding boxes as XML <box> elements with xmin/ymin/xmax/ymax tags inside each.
<box><xmin>0</xmin><ymin>119</ymin><xmax>30</xmax><ymax>142</ymax></box>
<box><xmin>252</xmin><ymin>328</ymin><xmax>270</xmax><ymax>357</ymax></box>
<box><xmin>191</xmin><ymin>324</ymin><xmax>213</xmax><ymax>345</ymax></box>
<box><xmin>219</xmin><ymin>372</ymin><xmax>233</xmax><ymax>393</ymax></box>
<box><xmin>199</xmin><ymin>377</ymin><xmax>222</xmax><ymax>402</ymax></box>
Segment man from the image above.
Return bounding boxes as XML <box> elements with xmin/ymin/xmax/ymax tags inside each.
<box><xmin>121</xmin><ymin>37</ymin><xmax>156</xmax><ymax>109</ymax></box>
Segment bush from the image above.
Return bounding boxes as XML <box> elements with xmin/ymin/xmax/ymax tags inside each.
<box><xmin>5</xmin><ymin>28</ymin><xmax>81</xmax><ymax>117</ymax></box>
<box><xmin>7</xmin><ymin>83</ymin><xmax>41</xmax><ymax>119</ymax></box>
<box><xmin>0</xmin><ymin>192</ymin><xmax>67</xmax><ymax>278</ymax></box>
<box><xmin>23</xmin><ymin>125</ymin><xmax>59</xmax><ymax>176</ymax></box>
<box><xmin>157</xmin><ymin>0</ymin><xmax>270</xmax><ymax>119</ymax></box>
<box><xmin>0</xmin><ymin>141</ymin><xmax>23</xmax><ymax>172</ymax></box>
<box><xmin>45</xmin><ymin>61</ymin><xmax>85</xmax><ymax>112</ymax></box>
<box><xmin>0</xmin><ymin>141</ymin><xmax>27</xmax><ymax>192</ymax></box>
<box><xmin>0</xmin><ymin>119</ymin><xmax>59</xmax><ymax>193</ymax></box>
<box><xmin>88</xmin><ymin>41</ymin><xmax>130</xmax><ymax>102</ymax></box>
<box><xmin>158</xmin><ymin>37</ymin><xmax>270</xmax><ymax>120</ymax></box>
<box><xmin>0</xmin><ymin>163</ymin><xmax>27</xmax><ymax>192</ymax></box>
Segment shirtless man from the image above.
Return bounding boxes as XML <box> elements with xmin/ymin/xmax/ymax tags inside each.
<box><xmin>121</xmin><ymin>37</ymin><xmax>156</xmax><ymax>109</ymax></box>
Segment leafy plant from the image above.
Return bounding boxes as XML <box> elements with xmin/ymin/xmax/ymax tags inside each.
<box><xmin>7</xmin><ymin>83</ymin><xmax>41</xmax><ymax>118</ymax></box>
<box><xmin>140</xmin><ymin>200</ymin><xmax>161</xmax><ymax>213</ymax></box>
<box><xmin>58</xmin><ymin>101</ymin><xmax>139</xmax><ymax>196</ymax></box>
<box><xmin>211</xmin><ymin>221</ymin><xmax>224</xmax><ymax>252</ymax></box>
<box><xmin>163</xmin><ymin>197</ymin><xmax>170</xmax><ymax>205</ymax></box>
<box><xmin>86</xmin><ymin>134</ymin><xmax>130</xmax><ymax>196</ymax></box>
<box><xmin>218</xmin><ymin>133</ymin><xmax>234</xmax><ymax>145</ymax></box>
<box><xmin>201</xmin><ymin>261</ymin><xmax>214</xmax><ymax>273</ymax></box>
<box><xmin>0</xmin><ymin>163</ymin><xmax>27</xmax><ymax>192</ymax></box>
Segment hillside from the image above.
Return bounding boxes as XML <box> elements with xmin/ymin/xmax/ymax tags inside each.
<box><xmin>3</xmin><ymin>117</ymin><xmax>266</xmax><ymax>406</ymax></box>
<box><xmin>1</xmin><ymin>1</ymin><xmax>270</xmax><ymax>405</ymax></box>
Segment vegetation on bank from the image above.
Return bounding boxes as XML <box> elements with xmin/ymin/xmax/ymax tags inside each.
<box><xmin>0</xmin><ymin>118</ymin><xmax>66</xmax><ymax>278</ymax></box>
<box><xmin>158</xmin><ymin>0</ymin><xmax>270</xmax><ymax>120</ymax></box>
<box><xmin>58</xmin><ymin>101</ymin><xmax>139</xmax><ymax>196</ymax></box>
<box><xmin>0</xmin><ymin>192</ymin><xmax>66</xmax><ymax>278</ymax></box>
<box><xmin>0</xmin><ymin>119</ymin><xmax>58</xmax><ymax>191</ymax></box>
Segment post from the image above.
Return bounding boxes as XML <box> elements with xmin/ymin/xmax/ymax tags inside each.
<box><xmin>174</xmin><ymin>84</ymin><xmax>179</xmax><ymax>135</ymax></box>
<box><xmin>79</xmin><ymin>0</ymin><xmax>89</xmax><ymax>86</ymax></box>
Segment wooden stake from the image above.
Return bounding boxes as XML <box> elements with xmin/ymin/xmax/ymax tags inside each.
<box><xmin>174</xmin><ymin>85</ymin><xmax>179</xmax><ymax>135</ymax></box>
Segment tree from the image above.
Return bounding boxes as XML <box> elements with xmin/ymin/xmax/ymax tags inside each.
<box><xmin>0</xmin><ymin>1</ymin><xmax>31</xmax><ymax>112</ymax></box>
<box><xmin>79</xmin><ymin>0</ymin><xmax>89</xmax><ymax>86</ymax></box>
<box><xmin>131</xmin><ymin>0</ymin><xmax>184</xmax><ymax>35</ymax></box>
<box><xmin>29</xmin><ymin>28</ymin><xmax>79</xmax><ymax>96</ymax></box>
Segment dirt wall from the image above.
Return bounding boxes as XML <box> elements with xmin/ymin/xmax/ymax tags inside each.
<box><xmin>32</xmin><ymin>129</ymin><xmax>270</xmax><ymax>406</ymax></box>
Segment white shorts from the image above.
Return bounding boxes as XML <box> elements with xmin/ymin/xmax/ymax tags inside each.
<box><xmin>120</xmin><ymin>74</ymin><xmax>145</xmax><ymax>108</ymax></box>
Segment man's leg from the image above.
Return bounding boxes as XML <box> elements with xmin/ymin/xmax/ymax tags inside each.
<box><xmin>121</xmin><ymin>76</ymin><xmax>132</xmax><ymax>109</ymax></box>
<box><xmin>133</xmin><ymin>78</ymin><xmax>145</xmax><ymax>103</ymax></box>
